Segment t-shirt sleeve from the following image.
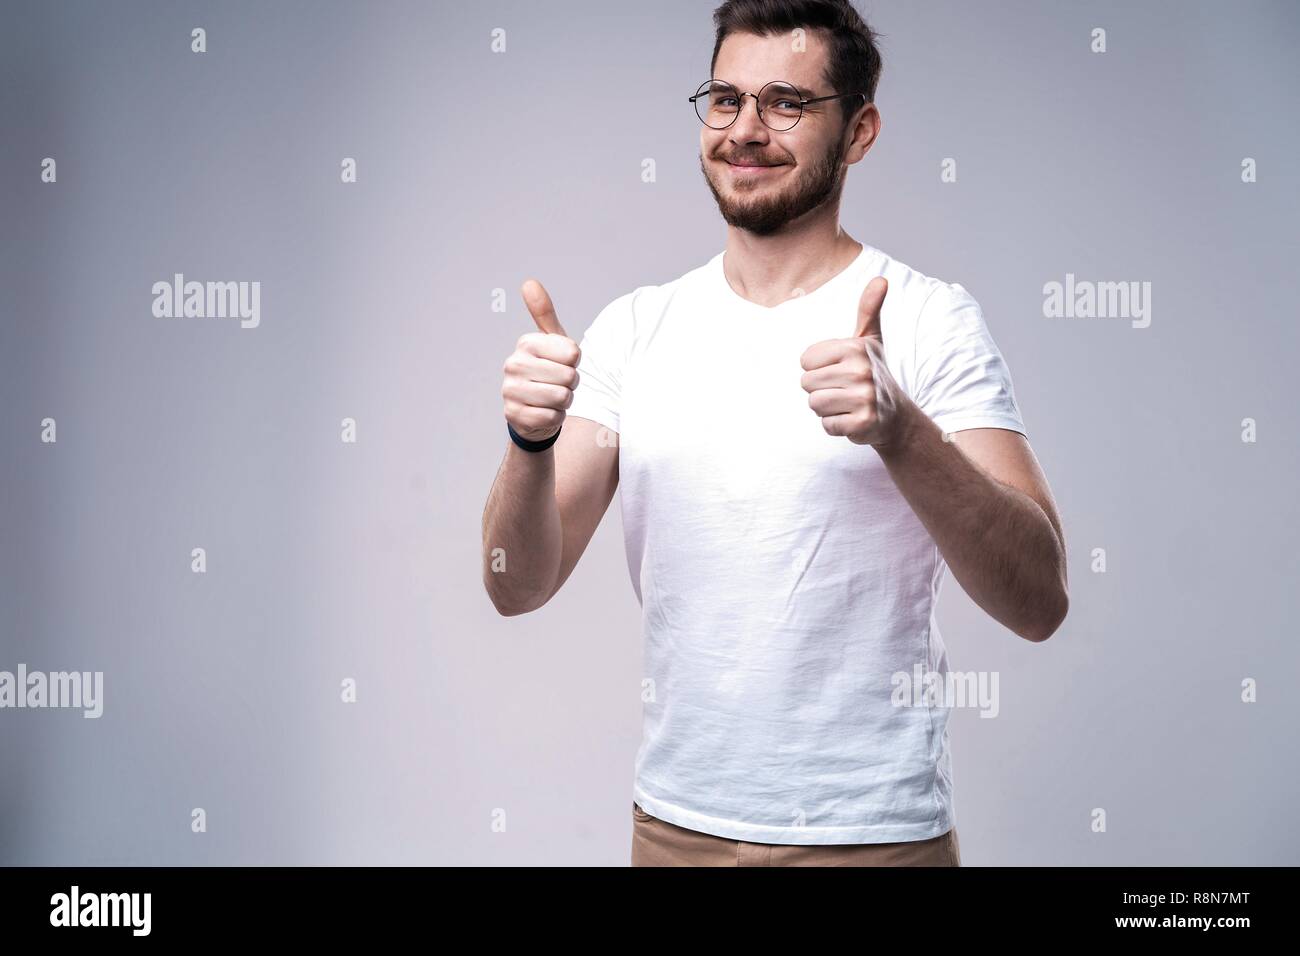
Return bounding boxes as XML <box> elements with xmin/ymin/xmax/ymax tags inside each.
<box><xmin>565</xmin><ymin>290</ymin><xmax>636</xmax><ymax>435</ymax></box>
<box><xmin>911</xmin><ymin>282</ymin><xmax>1028</xmax><ymax>438</ymax></box>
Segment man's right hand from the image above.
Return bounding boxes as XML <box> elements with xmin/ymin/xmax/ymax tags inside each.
<box><xmin>501</xmin><ymin>278</ymin><xmax>582</xmax><ymax>443</ymax></box>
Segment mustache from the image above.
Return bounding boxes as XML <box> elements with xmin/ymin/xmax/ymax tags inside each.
<box><xmin>719</xmin><ymin>153</ymin><xmax>789</xmax><ymax>166</ymax></box>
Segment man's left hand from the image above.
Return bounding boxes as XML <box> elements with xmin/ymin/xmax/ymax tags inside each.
<box><xmin>800</xmin><ymin>276</ymin><xmax>906</xmax><ymax>448</ymax></box>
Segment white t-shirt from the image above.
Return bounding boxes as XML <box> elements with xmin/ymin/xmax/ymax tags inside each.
<box><xmin>566</xmin><ymin>243</ymin><xmax>1027</xmax><ymax>845</ymax></box>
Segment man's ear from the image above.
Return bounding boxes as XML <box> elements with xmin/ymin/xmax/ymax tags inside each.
<box><xmin>844</xmin><ymin>101</ymin><xmax>881</xmax><ymax>166</ymax></box>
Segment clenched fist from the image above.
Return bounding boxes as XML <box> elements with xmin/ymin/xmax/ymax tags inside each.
<box><xmin>501</xmin><ymin>279</ymin><xmax>581</xmax><ymax>443</ymax></box>
<box><xmin>800</xmin><ymin>276</ymin><xmax>904</xmax><ymax>447</ymax></box>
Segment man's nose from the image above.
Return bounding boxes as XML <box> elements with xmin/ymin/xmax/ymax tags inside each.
<box><xmin>729</xmin><ymin>93</ymin><xmax>770</xmax><ymax>143</ymax></box>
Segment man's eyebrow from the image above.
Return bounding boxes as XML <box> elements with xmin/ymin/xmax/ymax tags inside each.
<box><xmin>713</xmin><ymin>78</ymin><xmax>819</xmax><ymax>93</ymax></box>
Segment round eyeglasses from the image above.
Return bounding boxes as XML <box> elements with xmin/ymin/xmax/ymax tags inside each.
<box><xmin>689</xmin><ymin>79</ymin><xmax>867</xmax><ymax>132</ymax></box>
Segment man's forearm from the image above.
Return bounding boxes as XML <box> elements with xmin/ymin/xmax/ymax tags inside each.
<box><xmin>481</xmin><ymin>441</ymin><xmax>563</xmax><ymax>615</ymax></box>
<box><xmin>875</xmin><ymin>398</ymin><xmax>1068</xmax><ymax>642</ymax></box>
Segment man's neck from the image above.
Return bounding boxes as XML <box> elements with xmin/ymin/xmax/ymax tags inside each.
<box><xmin>722</xmin><ymin>223</ymin><xmax>863</xmax><ymax>308</ymax></box>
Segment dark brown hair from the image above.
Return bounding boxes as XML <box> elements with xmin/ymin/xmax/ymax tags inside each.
<box><xmin>709</xmin><ymin>0</ymin><xmax>883</xmax><ymax>131</ymax></box>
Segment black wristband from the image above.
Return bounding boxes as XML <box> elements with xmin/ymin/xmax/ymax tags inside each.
<box><xmin>507</xmin><ymin>421</ymin><xmax>561</xmax><ymax>452</ymax></box>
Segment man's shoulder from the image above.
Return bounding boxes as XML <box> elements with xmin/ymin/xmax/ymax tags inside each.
<box><xmin>865</xmin><ymin>244</ymin><xmax>975</xmax><ymax>317</ymax></box>
<box><xmin>591</xmin><ymin>253</ymin><xmax>719</xmax><ymax>328</ymax></box>
<box><xmin>637</xmin><ymin>254</ymin><xmax>717</xmax><ymax>304</ymax></box>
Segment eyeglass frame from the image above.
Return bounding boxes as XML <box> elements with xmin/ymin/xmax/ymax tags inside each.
<box><xmin>688</xmin><ymin>78</ymin><xmax>868</xmax><ymax>131</ymax></box>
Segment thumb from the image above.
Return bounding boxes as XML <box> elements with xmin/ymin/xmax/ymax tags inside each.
<box><xmin>853</xmin><ymin>276</ymin><xmax>887</xmax><ymax>343</ymax></box>
<box><xmin>521</xmin><ymin>278</ymin><xmax>567</xmax><ymax>337</ymax></box>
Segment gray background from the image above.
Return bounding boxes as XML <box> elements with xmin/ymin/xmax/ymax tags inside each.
<box><xmin>2</xmin><ymin>0</ymin><xmax>1296</xmax><ymax>865</ymax></box>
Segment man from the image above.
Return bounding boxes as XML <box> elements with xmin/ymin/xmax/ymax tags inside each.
<box><xmin>482</xmin><ymin>0</ymin><xmax>1067</xmax><ymax>867</ymax></box>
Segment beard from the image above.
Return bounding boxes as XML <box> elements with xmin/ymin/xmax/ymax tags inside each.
<box><xmin>699</xmin><ymin>134</ymin><xmax>848</xmax><ymax>236</ymax></box>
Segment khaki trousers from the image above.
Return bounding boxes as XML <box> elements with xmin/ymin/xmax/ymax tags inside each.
<box><xmin>632</xmin><ymin>801</ymin><xmax>960</xmax><ymax>867</ymax></box>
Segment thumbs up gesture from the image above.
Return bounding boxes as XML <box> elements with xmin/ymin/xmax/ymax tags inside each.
<box><xmin>501</xmin><ymin>278</ymin><xmax>581</xmax><ymax>443</ymax></box>
<box><xmin>799</xmin><ymin>276</ymin><xmax>902</xmax><ymax>447</ymax></box>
